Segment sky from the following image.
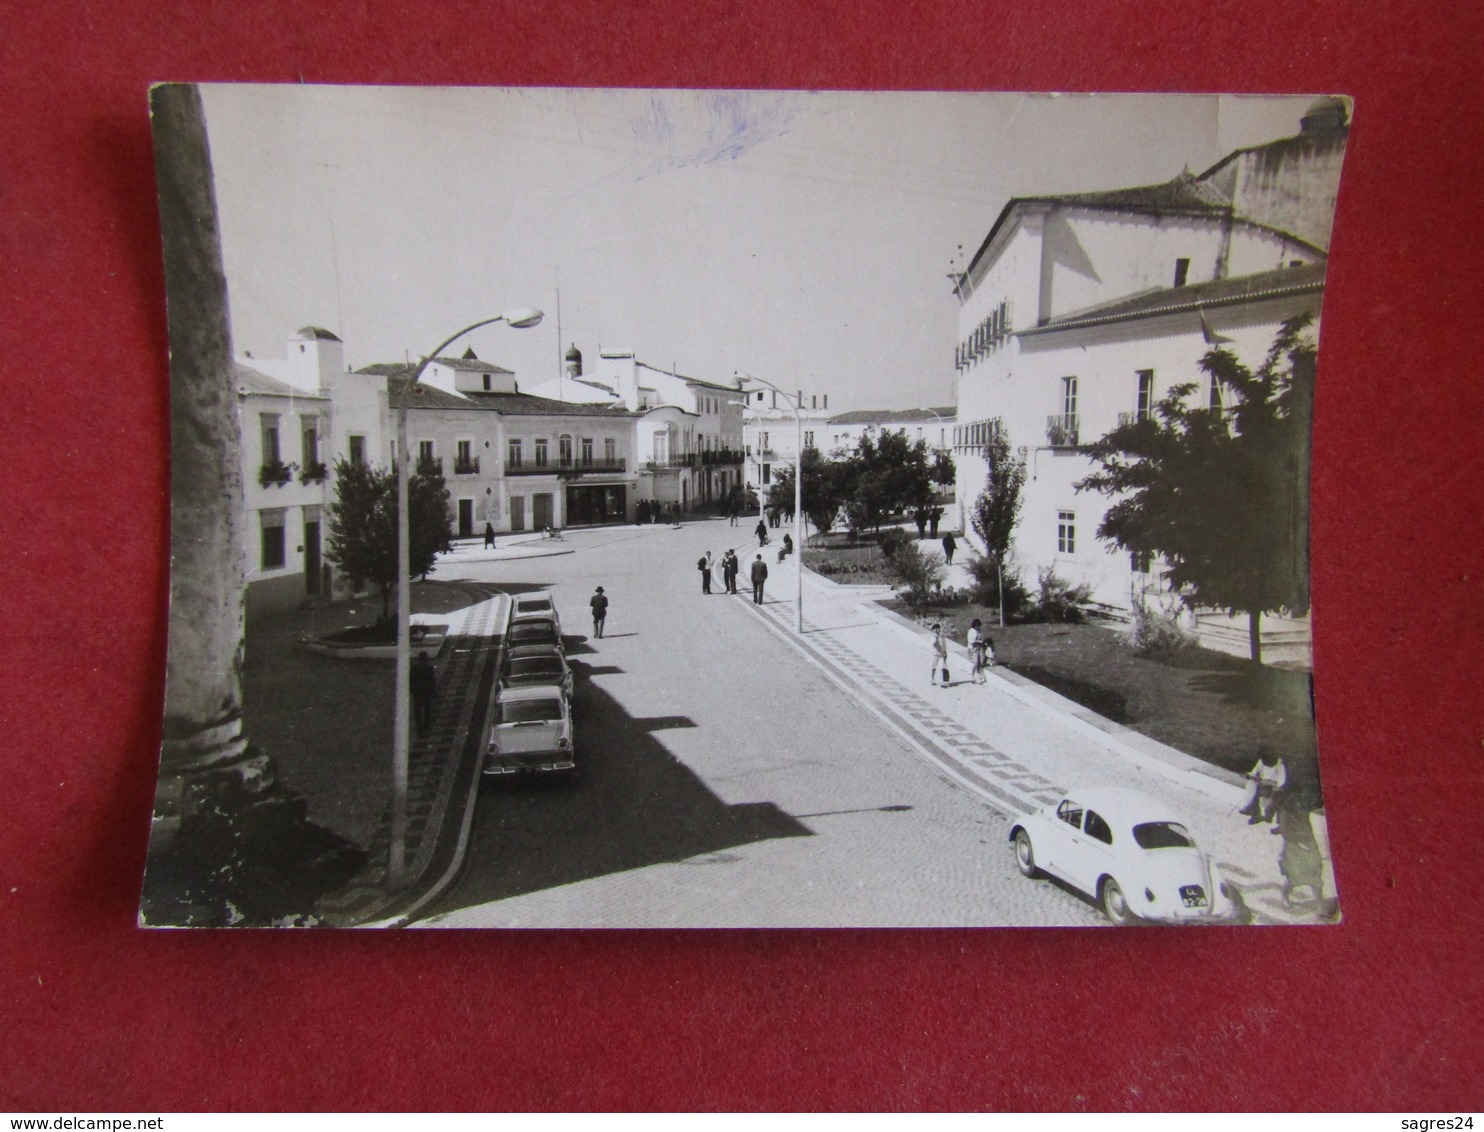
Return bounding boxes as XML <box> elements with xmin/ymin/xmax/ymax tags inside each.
<box><xmin>201</xmin><ymin>86</ymin><xmax>1325</xmax><ymax>413</ymax></box>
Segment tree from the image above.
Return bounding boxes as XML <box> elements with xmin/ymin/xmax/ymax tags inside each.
<box><xmin>325</xmin><ymin>458</ymin><xmax>455</xmax><ymax>621</ymax></box>
<box><xmin>768</xmin><ymin>447</ymin><xmax>849</xmax><ymax>541</ymax></box>
<box><xmin>1076</xmin><ymin>315</ymin><xmax>1316</xmax><ymax>663</ymax></box>
<box><xmin>969</xmin><ymin>427</ymin><xmax>1027</xmax><ymax>620</ymax></box>
<box><xmin>889</xmin><ymin>541</ymin><xmax>947</xmax><ymax>610</ymax></box>
<box><xmin>843</xmin><ymin>429</ymin><xmax>937</xmax><ymax>535</ymax></box>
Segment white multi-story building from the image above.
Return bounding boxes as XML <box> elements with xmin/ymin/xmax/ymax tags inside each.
<box><xmin>953</xmin><ymin>98</ymin><xmax>1348</xmax><ymax>615</ymax></box>
<box><xmin>235</xmin><ymin>327</ymin><xmax>367</xmax><ymax>617</ymax></box>
<box><xmin>739</xmin><ymin>381</ymin><xmax>834</xmax><ymax>497</ymax></box>
<box><xmin>528</xmin><ymin>345</ymin><xmax>746</xmax><ymax>512</ymax></box>
<box><xmin>355</xmin><ymin>349</ymin><xmax>638</xmax><ymax>534</ymax></box>
<box><xmin>821</xmin><ymin>406</ymin><xmax>956</xmax><ymax>456</ymax></box>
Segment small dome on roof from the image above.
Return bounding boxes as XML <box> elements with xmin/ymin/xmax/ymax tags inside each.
<box><xmin>294</xmin><ymin>326</ymin><xmax>342</xmax><ymax>341</ymax></box>
<box><xmin>565</xmin><ymin>343</ymin><xmax>582</xmax><ymax>361</ymax></box>
<box><xmin>1300</xmin><ymin>96</ymin><xmax>1348</xmax><ymax>135</ymax></box>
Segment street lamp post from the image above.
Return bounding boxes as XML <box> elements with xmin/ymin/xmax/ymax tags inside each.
<box><xmin>744</xmin><ymin>376</ymin><xmax>804</xmax><ymax>635</ymax></box>
<box><xmin>388</xmin><ymin>307</ymin><xmax>543</xmax><ymax>890</ymax></box>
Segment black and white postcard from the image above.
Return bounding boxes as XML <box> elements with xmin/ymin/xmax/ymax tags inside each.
<box><xmin>142</xmin><ymin>86</ymin><xmax>1346</xmax><ymax>928</ymax></box>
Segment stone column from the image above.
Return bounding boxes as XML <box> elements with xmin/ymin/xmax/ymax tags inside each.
<box><xmin>148</xmin><ymin>83</ymin><xmax>270</xmax><ymax>853</ymax></box>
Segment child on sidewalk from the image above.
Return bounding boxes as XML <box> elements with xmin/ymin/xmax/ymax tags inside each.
<box><xmin>930</xmin><ymin>623</ymin><xmax>950</xmax><ymax>687</ymax></box>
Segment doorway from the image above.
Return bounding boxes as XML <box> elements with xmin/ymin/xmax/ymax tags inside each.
<box><xmin>532</xmin><ymin>492</ymin><xmax>554</xmax><ymax>531</ymax></box>
<box><xmin>303</xmin><ymin>518</ymin><xmax>321</xmax><ymax>595</ymax></box>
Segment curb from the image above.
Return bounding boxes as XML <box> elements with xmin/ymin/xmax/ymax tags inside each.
<box><xmin>441</xmin><ymin>546</ymin><xmax>576</xmax><ymax>564</ymax></box>
<box><xmin>315</xmin><ymin>590</ymin><xmax>509</xmax><ymax>926</ymax></box>
<box><xmin>802</xmin><ymin>570</ymin><xmax>1248</xmax><ymax>804</ymax></box>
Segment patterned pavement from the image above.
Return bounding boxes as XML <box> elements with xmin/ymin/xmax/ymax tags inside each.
<box><xmin>317</xmin><ymin>587</ymin><xmax>507</xmax><ymax>924</ymax></box>
<box><xmin>741</xmin><ymin>557</ymin><xmax>1337</xmax><ymax>926</ymax></box>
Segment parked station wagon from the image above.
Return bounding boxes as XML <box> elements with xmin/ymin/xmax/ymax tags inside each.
<box><xmin>512</xmin><ymin>594</ymin><xmax>561</xmax><ymax>637</ymax></box>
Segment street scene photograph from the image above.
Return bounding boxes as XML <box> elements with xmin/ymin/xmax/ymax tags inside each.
<box><xmin>141</xmin><ymin>84</ymin><xmax>1347</xmax><ymax>928</ymax></box>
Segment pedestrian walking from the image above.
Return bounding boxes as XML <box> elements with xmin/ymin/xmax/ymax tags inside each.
<box><xmin>967</xmin><ymin>618</ymin><xmax>988</xmax><ymax>684</ymax></box>
<box><xmin>755</xmin><ymin>519</ymin><xmax>769</xmax><ymax>547</ymax></box>
<box><xmin>750</xmin><ymin>554</ymin><xmax>769</xmax><ymax>604</ymax></box>
<box><xmin>589</xmin><ymin>586</ymin><xmax>609</xmax><ymax>639</ymax></box>
<box><xmin>914</xmin><ymin>508</ymin><xmax>928</xmax><ymax>539</ymax></box>
<box><xmin>942</xmin><ymin>530</ymin><xmax>957</xmax><ymax>565</ymax></box>
<box><xmin>483</xmin><ymin>521</ymin><xmax>496</xmax><ymax>550</ymax></box>
<box><xmin>698</xmin><ymin>552</ymin><xmax>713</xmax><ymax>594</ymax></box>
<box><xmin>929</xmin><ymin>507</ymin><xmax>943</xmax><ymax>538</ymax></box>
<box><xmin>929</xmin><ymin>623</ymin><xmax>949</xmax><ymax>687</ymax></box>
<box><xmin>411</xmin><ymin>650</ymin><xmax>437</xmax><ymax>734</ymax></box>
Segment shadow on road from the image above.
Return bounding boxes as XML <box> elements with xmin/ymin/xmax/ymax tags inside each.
<box><xmin>425</xmin><ymin>673</ymin><xmax>811</xmax><ymax>916</ymax></box>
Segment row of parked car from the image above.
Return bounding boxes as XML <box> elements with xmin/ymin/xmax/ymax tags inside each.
<box><xmin>482</xmin><ymin>594</ymin><xmax>577</xmax><ymax>778</ymax></box>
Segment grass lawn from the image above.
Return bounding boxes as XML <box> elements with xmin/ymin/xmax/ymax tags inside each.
<box><xmin>802</xmin><ymin>533</ymin><xmax>899</xmax><ymax>585</ymax></box>
<box><xmin>241</xmin><ymin>580</ymin><xmax>492</xmax><ymax>849</ymax></box>
<box><xmin>882</xmin><ymin>598</ymin><xmax>1319</xmax><ymax>789</ymax></box>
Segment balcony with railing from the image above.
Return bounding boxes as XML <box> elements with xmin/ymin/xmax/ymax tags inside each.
<box><xmin>1117</xmin><ymin>411</ymin><xmax>1153</xmax><ymax>428</ymax></box>
<box><xmin>1045</xmin><ymin>414</ymin><xmax>1080</xmax><ymax>448</ymax></box>
<box><xmin>506</xmin><ymin>457</ymin><xmax>628</xmax><ymax>476</ymax></box>
<box><xmin>299</xmin><ymin>461</ymin><xmax>329</xmax><ymax>485</ymax></box>
<box><xmin>563</xmin><ymin>457</ymin><xmax>627</xmax><ymax>475</ymax></box>
<box><xmin>453</xmin><ymin>455</ymin><xmax>481</xmax><ymax>475</ymax></box>
<box><xmin>701</xmin><ymin>447</ymin><xmax>744</xmax><ymax>466</ymax></box>
<box><xmin>415</xmin><ymin>455</ymin><xmax>444</xmax><ymax>477</ymax></box>
<box><xmin>646</xmin><ymin>454</ymin><xmax>696</xmax><ymax>470</ymax></box>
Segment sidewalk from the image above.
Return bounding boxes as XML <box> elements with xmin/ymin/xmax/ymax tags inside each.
<box><xmin>739</xmin><ymin>555</ymin><xmax>1337</xmax><ymax>925</ymax></box>
<box><xmin>315</xmin><ymin>589</ymin><xmax>510</xmax><ymax>925</ymax></box>
<box><xmin>439</xmin><ymin>530</ymin><xmax>575</xmax><ymax>564</ymax></box>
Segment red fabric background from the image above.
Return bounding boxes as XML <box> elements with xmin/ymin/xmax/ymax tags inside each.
<box><xmin>1</xmin><ymin>0</ymin><xmax>1480</xmax><ymax>1112</ymax></box>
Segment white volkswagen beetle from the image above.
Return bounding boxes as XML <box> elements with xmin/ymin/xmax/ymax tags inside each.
<box><xmin>1009</xmin><ymin>787</ymin><xmax>1240</xmax><ymax>925</ymax></box>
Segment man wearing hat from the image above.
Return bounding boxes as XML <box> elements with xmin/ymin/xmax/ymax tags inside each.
<box><xmin>590</xmin><ymin>586</ymin><xmax>609</xmax><ymax>639</ymax></box>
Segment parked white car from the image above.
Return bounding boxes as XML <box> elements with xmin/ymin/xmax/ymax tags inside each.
<box><xmin>500</xmin><ymin>643</ymin><xmax>574</xmax><ymax>701</ymax></box>
<box><xmin>512</xmin><ymin>593</ymin><xmax>561</xmax><ymax>637</ymax></box>
<box><xmin>1009</xmin><ymin>787</ymin><xmax>1239</xmax><ymax>925</ymax></box>
<box><xmin>484</xmin><ymin>684</ymin><xmax>575</xmax><ymax>777</ymax></box>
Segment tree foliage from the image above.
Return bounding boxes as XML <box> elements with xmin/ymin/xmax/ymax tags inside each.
<box><xmin>841</xmin><ymin>430</ymin><xmax>938</xmax><ymax>536</ymax></box>
<box><xmin>889</xmin><ymin>540</ymin><xmax>947</xmax><ymax>610</ymax></box>
<box><xmin>969</xmin><ymin>427</ymin><xmax>1027</xmax><ymax>572</ymax></box>
<box><xmin>767</xmin><ymin>447</ymin><xmax>850</xmax><ymax>541</ymax></box>
<box><xmin>325</xmin><ymin>458</ymin><xmax>455</xmax><ymax>620</ymax></box>
<box><xmin>1076</xmin><ymin>315</ymin><xmax>1316</xmax><ymax>662</ymax></box>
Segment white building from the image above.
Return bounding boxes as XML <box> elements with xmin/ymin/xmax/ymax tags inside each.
<box><xmin>739</xmin><ymin>380</ymin><xmax>834</xmax><ymax>498</ymax></box>
<box><xmin>822</xmin><ymin>406</ymin><xmax>956</xmax><ymax>455</ymax></box>
<box><xmin>235</xmin><ymin>327</ymin><xmax>366</xmax><ymax>617</ymax></box>
<box><xmin>353</xmin><ymin>355</ymin><xmax>638</xmax><ymax>534</ymax></box>
<box><xmin>528</xmin><ymin>345</ymin><xmax>746</xmax><ymax>512</ymax></box>
<box><xmin>953</xmin><ymin>98</ymin><xmax>1347</xmax><ymax>615</ymax></box>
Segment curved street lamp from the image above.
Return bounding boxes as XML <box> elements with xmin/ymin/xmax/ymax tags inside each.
<box><xmin>390</xmin><ymin>307</ymin><xmax>543</xmax><ymax>889</ymax></box>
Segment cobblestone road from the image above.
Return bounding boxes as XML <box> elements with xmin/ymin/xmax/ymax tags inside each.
<box><xmin>419</xmin><ymin>519</ymin><xmax>1333</xmax><ymax>928</ymax></box>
